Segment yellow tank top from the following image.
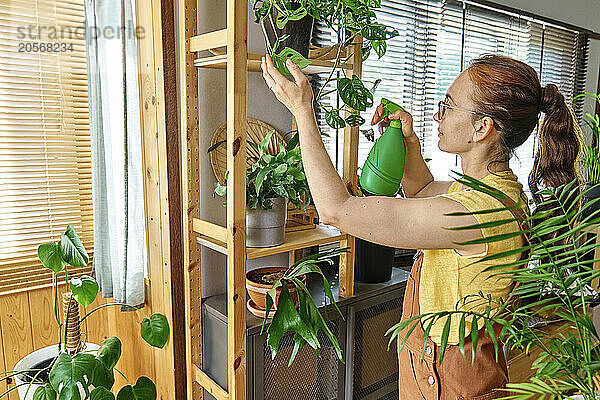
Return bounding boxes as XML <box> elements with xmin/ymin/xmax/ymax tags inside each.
<box><xmin>419</xmin><ymin>170</ymin><xmax>530</xmax><ymax>345</ymax></box>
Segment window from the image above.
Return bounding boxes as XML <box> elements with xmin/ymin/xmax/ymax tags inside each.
<box><xmin>0</xmin><ymin>0</ymin><xmax>93</xmax><ymax>294</ymax></box>
<box><xmin>311</xmin><ymin>0</ymin><xmax>589</xmax><ymax>195</ymax></box>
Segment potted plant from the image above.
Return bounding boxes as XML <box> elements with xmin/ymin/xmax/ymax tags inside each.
<box><xmin>257</xmin><ymin>247</ymin><xmax>349</xmax><ymax>366</ymax></box>
<box><xmin>246</xmin><ymin>266</ymin><xmax>306</xmax><ymax>312</ymax></box>
<box><xmin>214</xmin><ymin>129</ymin><xmax>311</xmax><ymax>247</ymax></box>
<box><xmin>387</xmin><ymin>172</ymin><xmax>600</xmax><ymax>399</ymax></box>
<box><xmin>1</xmin><ymin>225</ymin><xmax>169</xmax><ymax>400</ymax></box>
<box><xmin>250</xmin><ymin>0</ymin><xmax>397</xmax><ymax>133</ymax></box>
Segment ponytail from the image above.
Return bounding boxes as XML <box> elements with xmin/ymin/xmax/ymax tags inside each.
<box><xmin>529</xmin><ymin>84</ymin><xmax>583</xmax><ymax>205</ymax></box>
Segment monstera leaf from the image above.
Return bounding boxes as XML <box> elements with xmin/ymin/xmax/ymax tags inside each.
<box><xmin>271</xmin><ymin>47</ymin><xmax>311</xmax><ymax>77</ymax></box>
<box><xmin>38</xmin><ymin>243</ymin><xmax>66</xmax><ymax>273</ymax></box>
<box><xmin>90</xmin><ymin>387</ymin><xmax>115</xmax><ymax>400</ymax></box>
<box><xmin>337</xmin><ymin>75</ymin><xmax>373</xmax><ymax>111</ymax></box>
<box><xmin>116</xmin><ymin>377</ymin><xmax>157</xmax><ymax>400</ymax></box>
<box><xmin>60</xmin><ymin>225</ymin><xmax>89</xmax><ymax>267</ymax></box>
<box><xmin>141</xmin><ymin>314</ymin><xmax>170</xmax><ymax>348</ymax></box>
<box><xmin>33</xmin><ymin>385</ymin><xmax>57</xmax><ymax>400</ymax></box>
<box><xmin>49</xmin><ymin>353</ymin><xmax>96</xmax><ymax>400</ymax></box>
<box><xmin>69</xmin><ymin>275</ymin><xmax>99</xmax><ymax>307</ymax></box>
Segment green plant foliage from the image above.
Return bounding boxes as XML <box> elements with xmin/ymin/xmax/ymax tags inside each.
<box><xmin>386</xmin><ymin>173</ymin><xmax>600</xmax><ymax>399</ymax></box>
<box><xmin>259</xmin><ymin>247</ymin><xmax>349</xmax><ymax>366</ymax></box>
<box><xmin>70</xmin><ymin>276</ymin><xmax>100</xmax><ymax>307</ymax></box>
<box><xmin>141</xmin><ymin>314</ymin><xmax>170</xmax><ymax>349</ymax></box>
<box><xmin>49</xmin><ymin>353</ymin><xmax>96</xmax><ymax>400</ymax></box>
<box><xmin>213</xmin><ymin>130</ymin><xmax>311</xmax><ymax>211</ymax></box>
<box><xmin>33</xmin><ymin>385</ymin><xmax>57</xmax><ymax>400</ymax></box>
<box><xmin>337</xmin><ymin>75</ymin><xmax>374</xmax><ymax>112</ymax></box>
<box><xmin>2</xmin><ymin>226</ymin><xmax>170</xmax><ymax>400</ymax></box>
<box><xmin>89</xmin><ymin>387</ymin><xmax>115</xmax><ymax>400</ymax></box>
<box><xmin>250</xmin><ymin>0</ymin><xmax>398</xmax><ymax>129</ymax></box>
<box><xmin>272</xmin><ymin>47</ymin><xmax>311</xmax><ymax>77</ymax></box>
<box><xmin>574</xmin><ymin>93</ymin><xmax>600</xmax><ymax>185</ymax></box>
<box><xmin>116</xmin><ymin>377</ymin><xmax>156</xmax><ymax>400</ymax></box>
<box><xmin>60</xmin><ymin>224</ymin><xmax>89</xmax><ymax>267</ymax></box>
<box><xmin>38</xmin><ymin>243</ymin><xmax>66</xmax><ymax>273</ymax></box>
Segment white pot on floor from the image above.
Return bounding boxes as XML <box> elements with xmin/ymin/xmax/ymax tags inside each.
<box><xmin>14</xmin><ymin>343</ymin><xmax>100</xmax><ymax>400</ymax></box>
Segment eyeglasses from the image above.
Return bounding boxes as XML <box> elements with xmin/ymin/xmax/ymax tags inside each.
<box><xmin>437</xmin><ymin>100</ymin><xmax>493</xmax><ymax>120</ymax></box>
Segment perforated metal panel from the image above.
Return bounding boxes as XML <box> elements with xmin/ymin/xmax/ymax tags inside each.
<box><xmin>350</xmin><ymin>294</ymin><xmax>403</xmax><ymax>399</ymax></box>
<box><xmin>261</xmin><ymin>319</ymin><xmax>343</xmax><ymax>400</ymax></box>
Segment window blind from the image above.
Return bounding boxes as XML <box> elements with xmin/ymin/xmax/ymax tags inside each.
<box><xmin>311</xmin><ymin>0</ymin><xmax>589</xmax><ymax>192</ymax></box>
<box><xmin>0</xmin><ymin>0</ymin><xmax>93</xmax><ymax>294</ymax></box>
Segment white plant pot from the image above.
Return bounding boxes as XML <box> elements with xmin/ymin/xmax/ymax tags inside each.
<box><xmin>14</xmin><ymin>343</ymin><xmax>100</xmax><ymax>400</ymax></box>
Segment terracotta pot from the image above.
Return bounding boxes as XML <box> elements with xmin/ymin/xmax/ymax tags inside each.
<box><xmin>246</xmin><ymin>266</ymin><xmax>306</xmax><ymax>310</ymax></box>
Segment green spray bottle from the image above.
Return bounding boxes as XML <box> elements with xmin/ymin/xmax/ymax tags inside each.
<box><xmin>359</xmin><ymin>98</ymin><xmax>407</xmax><ymax>196</ymax></box>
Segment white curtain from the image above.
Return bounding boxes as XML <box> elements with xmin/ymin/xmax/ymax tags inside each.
<box><xmin>85</xmin><ymin>0</ymin><xmax>146</xmax><ymax>306</ymax></box>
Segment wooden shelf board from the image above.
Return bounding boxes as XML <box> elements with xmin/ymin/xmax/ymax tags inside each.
<box><xmin>195</xmin><ymin>224</ymin><xmax>344</xmax><ymax>259</ymax></box>
<box><xmin>193</xmin><ymin>53</ymin><xmax>353</xmax><ymax>74</ymax></box>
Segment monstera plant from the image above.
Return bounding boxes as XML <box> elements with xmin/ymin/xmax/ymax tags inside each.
<box><xmin>1</xmin><ymin>225</ymin><xmax>169</xmax><ymax>400</ymax></box>
<box><xmin>250</xmin><ymin>0</ymin><xmax>395</xmax><ymax>131</ymax></box>
<box><xmin>387</xmin><ymin>173</ymin><xmax>600</xmax><ymax>399</ymax></box>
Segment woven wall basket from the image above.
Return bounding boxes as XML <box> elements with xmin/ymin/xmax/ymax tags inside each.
<box><xmin>209</xmin><ymin>118</ymin><xmax>286</xmax><ymax>185</ymax></box>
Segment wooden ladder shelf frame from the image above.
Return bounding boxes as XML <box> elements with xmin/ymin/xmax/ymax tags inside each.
<box><xmin>178</xmin><ymin>1</ymin><xmax>363</xmax><ymax>399</ymax></box>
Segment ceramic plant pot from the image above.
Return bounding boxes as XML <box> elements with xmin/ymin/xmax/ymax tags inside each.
<box><xmin>14</xmin><ymin>343</ymin><xmax>100</xmax><ymax>400</ymax></box>
<box><xmin>246</xmin><ymin>197</ymin><xmax>288</xmax><ymax>247</ymax></box>
<box><xmin>246</xmin><ymin>266</ymin><xmax>306</xmax><ymax>310</ymax></box>
<box><xmin>263</xmin><ymin>2</ymin><xmax>315</xmax><ymax>58</ymax></box>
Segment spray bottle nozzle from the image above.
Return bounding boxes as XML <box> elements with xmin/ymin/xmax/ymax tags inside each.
<box><xmin>380</xmin><ymin>98</ymin><xmax>406</xmax><ymax>129</ymax></box>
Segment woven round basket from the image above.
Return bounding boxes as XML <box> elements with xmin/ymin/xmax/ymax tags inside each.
<box><xmin>209</xmin><ymin>118</ymin><xmax>286</xmax><ymax>185</ymax></box>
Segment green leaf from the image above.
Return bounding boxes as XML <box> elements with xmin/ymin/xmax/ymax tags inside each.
<box><xmin>458</xmin><ymin>314</ymin><xmax>466</xmax><ymax>359</ymax></box>
<box><xmin>38</xmin><ymin>243</ymin><xmax>66</xmax><ymax>273</ymax></box>
<box><xmin>69</xmin><ymin>275</ymin><xmax>99</xmax><ymax>307</ymax></box>
<box><xmin>438</xmin><ymin>315</ymin><xmax>451</xmax><ymax>365</ymax></box>
<box><xmin>254</xmin><ymin>167</ymin><xmax>271</xmax><ymax>194</ymax></box>
<box><xmin>274</xmin><ymin>164</ymin><xmax>288</xmax><ymax>175</ymax></box>
<box><xmin>141</xmin><ymin>314</ymin><xmax>170</xmax><ymax>348</ymax></box>
<box><xmin>266</xmin><ymin>284</ymin><xmax>319</xmax><ymax>358</ymax></box>
<box><xmin>345</xmin><ymin>113</ymin><xmax>365</xmax><ymax>127</ymax></box>
<box><xmin>96</xmin><ymin>337</ymin><xmax>122</xmax><ymax>370</ymax></box>
<box><xmin>271</xmin><ymin>48</ymin><xmax>311</xmax><ymax>76</ymax></box>
<box><xmin>337</xmin><ymin>75</ymin><xmax>373</xmax><ymax>111</ymax></box>
<box><xmin>325</xmin><ymin>109</ymin><xmax>346</xmax><ymax>129</ymax></box>
<box><xmin>49</xmin><ymin>352</ymin><xmax>96</xmax><ymax>400</ymax></box>
<box><xmin>116</xmin><ymin>376</ymin><xmax>157</xmax><ymax>400</ymax></box>
<box><xmin>258</xmin><ymin>129</ymin><xmax>274</xmax><ymax>156</ymax></box>
<box><xmin>90</xmin><ymin>387</ymin><xmax>115</xmax><ymax>400</ymax></box>
<box><xmin>285</xmin><ymin>132</ymin><xmax>299</xmax><ymax>150</ymax></box>
<box><xmin>91</xmin><ymin>359</ymin><xmax>115</xmax><ymax>391</ymax></box>
<box><xmin>470</xmin><ymin>316</ymin><xmax>479</xmax><ymax>364</ymax></box>
<box><xmin>207</xmin><ymin>139</ymin><xmax>226</xmax><ymax>153</ymax></box>
<box><xmin>60</xmin><ymin>225</ymin><xmax>89</xmax><ymax>267</ymax></box>
<box><xmin>33</xmin><ymin>384</ymin><xmax>57</xmax><ymax>400</ymax></box>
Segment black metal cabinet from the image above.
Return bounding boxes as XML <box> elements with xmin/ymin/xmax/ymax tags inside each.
<box><xmin>201</xmin><ymin>267</ymin><xmax>409</xmax><ymax>400</ymax></box>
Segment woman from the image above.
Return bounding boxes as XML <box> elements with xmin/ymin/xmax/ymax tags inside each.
<box><xmin>261</xmin><ymin>53</ymin><xmax>581</xmax><ymax>399</ymax></box>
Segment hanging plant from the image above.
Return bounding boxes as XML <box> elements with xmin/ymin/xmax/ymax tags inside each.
<box><xmin>250</xmin><ymin>0</ymin><xmax>398</xmax><ymax>131</ymax></box>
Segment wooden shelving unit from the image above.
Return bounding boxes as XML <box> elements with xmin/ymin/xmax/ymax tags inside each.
<box><xmin>178</xmin><ymin>1</ymin><xmax>363</xmax><ymax>399</ymax></box>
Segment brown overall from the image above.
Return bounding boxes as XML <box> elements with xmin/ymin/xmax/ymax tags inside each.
<box><xmin>397</xmin><ymin>194</ymin><xmax>529</xmax><ymax>400</ymax></box>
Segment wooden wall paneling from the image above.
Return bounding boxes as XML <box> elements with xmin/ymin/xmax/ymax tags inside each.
<box><xmin>27</xmin><ymin>286</ymin><xmax>59</xmax><ymax>351</ymax></box>
<box><xmin>339</xmin><ymin>35</ymin><xmax>363</xmax><ymax>299</ymax></box>
<box><xmin>0</xmin><ymin>292</ymin><xmax>34</xmax><ymax>400</ymax></box>
<box><xmin>0</xmin><ymin>303</ymin><xmax>10</xmax><ymax>400</ymax></box>
<box><xmin>82</xmin><ymin>294</ymin><xmax>109</xmax><ymax>348</ymax></box>
<box><xmin>226</xmin><ymin>0</ymin><xmax>248</xmax><ymax>399</ymax></box>
<box><xmin>177</xmin><ymin>0</ymin><xmax>202</xmax><ymax>397</ymax></box>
